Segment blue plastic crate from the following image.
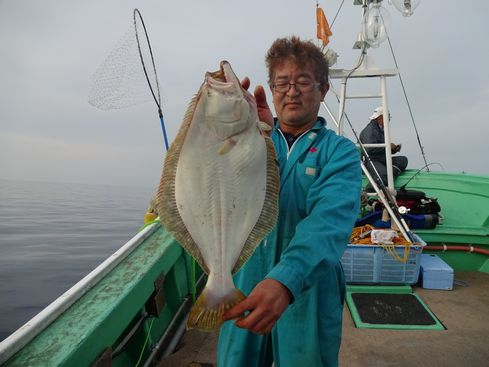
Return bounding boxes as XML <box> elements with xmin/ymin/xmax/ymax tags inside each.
<box><xmin>341</xmin><ymin>234</ymin><xmax>425</xmax><ymax>285</ymax></box>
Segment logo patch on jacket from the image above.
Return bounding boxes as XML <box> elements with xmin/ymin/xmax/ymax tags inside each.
<box><xmin>305</xmin><ymin>167</ymin><xmax>317</xmax><ymax>176</ymax></box>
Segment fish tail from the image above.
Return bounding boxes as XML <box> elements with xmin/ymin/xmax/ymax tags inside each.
<box><xmin>187</xmin><ymin>288</ymin><xmax>246</xmax><ymax>331</ymax></box>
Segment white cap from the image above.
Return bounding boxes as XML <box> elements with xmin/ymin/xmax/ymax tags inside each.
<box><xmin>369</xmin><ymin>106</ymin><xmax>383</xmax><ymax>120</ymax></box>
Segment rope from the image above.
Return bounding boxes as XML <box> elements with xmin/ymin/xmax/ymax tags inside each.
<box><xmin>380</xmin><ymin>242</ymin><xmax>411</xmax><ymax>263</ymax></box>
<box><xmin>350</xmin><ymin>225</ymin><xmax>415</xmax><ymax>263</ymax></box>
<box><xmin>330</xmin><ymin>0</ymin><xmax>346</xmax><ymax>28</ymax></box>
<box><xmin>138</xmin><ymin>219</ymin><xmax>159</xmax><ymax>232</ymax></box>
<box><xmin>191</xmin><ymin>257</ymin><xmax>197</xmax><ymax>303</ymax></box>
<box><xmin>135</xmin><ymin>317</ymin><xmax>155</xmax><ymax>367</ymax></box>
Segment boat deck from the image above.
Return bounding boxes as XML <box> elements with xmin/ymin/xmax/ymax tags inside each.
<box><xmin>157</xmin><ymin>271</ymin><xmax>489</xmax><ymax>367</ymax></box>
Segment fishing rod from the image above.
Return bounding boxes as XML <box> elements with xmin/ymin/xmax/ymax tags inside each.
<box><xmin>398</xmin><ymin>162</ymin><xmax>444</xmax><ymax>191</ymax></box>
<box><xmin>349</xmin><ymin>118</ymin><xmax>416</xmax><ymax>243</ymax></box>
<box><xmin>384</xmin><ymin>29</ymin><xmax>429</xmax><ymax>171</ymax></box>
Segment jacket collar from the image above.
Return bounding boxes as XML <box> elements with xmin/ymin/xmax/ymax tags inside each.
<box><xmin>273</xmin><ymin>116</ymin><xmax>326</xmax><ymax>134</ymax></box>
<box><xmin>273</xmin><ymin>117</ymin><xmax>326</xmax><ymax>183</ymax></box>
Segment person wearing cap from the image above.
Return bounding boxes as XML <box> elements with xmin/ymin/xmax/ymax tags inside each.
<box><xmin>359</xmin><ymin>106</ymin><xmax>408</xmax><ymax>191</ymax></box>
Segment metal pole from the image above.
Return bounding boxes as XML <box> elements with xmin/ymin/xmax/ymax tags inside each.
<box><xmin>142</xmin><ymin>274</ymin><xmax>205</xmax><ymax>366</ymax></box>
<box><xmin>141</xmin><ymin>296</ymin><xmax>192</xmax><ymax>367</ymax></box>
<box><xmin>361</xmin><ymin>162</ymin><xmax>412</xmax><ymax>243</ymax></box>
<box><xmin>380</xmin><ymin>75</ymin><xmax>395</xmax><ymax>190</ymax></box>
<box><xmin>337</xmin><ymin>78</ymin><xmax>347</xmax><ymax>136</ymax></box>
<box><xmin>321</xmin><ymin>101</ymin><xmax>340</xmax><ymax>128</ymax></box>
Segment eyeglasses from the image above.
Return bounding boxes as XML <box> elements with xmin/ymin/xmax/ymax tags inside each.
<box><xmin>271</xmin><ymin>80</ymin><xmax>321</xmax><ymax>94</ymax></box>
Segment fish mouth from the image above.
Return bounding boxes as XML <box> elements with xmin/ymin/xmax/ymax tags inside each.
<box><xmin>205</xmin><ymin>61</ymin><xmax>241</xmax><ymax>90</ymax></box>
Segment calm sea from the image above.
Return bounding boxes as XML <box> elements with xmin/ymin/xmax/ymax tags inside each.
<box><xmin>0</xmin><ymin>179</ymin><xmax>155</xmax><ymax>342</ymax></box>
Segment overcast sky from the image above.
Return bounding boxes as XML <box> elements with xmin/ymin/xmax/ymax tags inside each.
<box><xmin>1</xmin><ymin>0</ymin><xmax>488</xmax><ymax>189</ymax></box>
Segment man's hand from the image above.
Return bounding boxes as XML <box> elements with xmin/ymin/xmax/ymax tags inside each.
<box><xmin>391</xmin><ymin>143</ymin><xmax>401</xmax><ymax>154</ymax></box>
<box><xmin>241</xmin><ymin>77</ymin><xmax>274</xmax><ymax>130</ymax></box>
<box><xmin>223</xmin><ymin>278</ymin><xmax>291</xmax><ymax>335</ymax></box>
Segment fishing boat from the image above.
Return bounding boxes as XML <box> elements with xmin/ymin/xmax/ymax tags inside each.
<box><xmin>1</xmin><ymin>1</ymin><xmax>488</xmax><ymax>366</ymax></box>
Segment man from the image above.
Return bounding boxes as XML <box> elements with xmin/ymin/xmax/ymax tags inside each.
<box><xmin>359</xmin><ymin>106</ymin><xmax>408</xmax><ymax>191</ymax></box>
<box><xmin>217</xmin><ymin>36</ymin><xmax>362</xmax><ymax>367</ymax></box>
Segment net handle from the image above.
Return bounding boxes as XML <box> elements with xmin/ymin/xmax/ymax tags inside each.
<box><xmin>133</xmin><ymin>8</ymin><xmax>169</xmax><ymax>150</ymax></box>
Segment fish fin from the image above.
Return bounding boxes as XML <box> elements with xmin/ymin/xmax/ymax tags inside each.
<box><xmin>232</xmin><ymin>135</ymin><xmax>280</xmax><ymax>273</ymax></box>
<box><xmin>217</xmin><ymin>138</ymin><xmax>237</xmax><ymax>155</ymax></box>
<box><xmin>258</xmin><ymin>121</ymin><xmax>272</xmax><ymax>132</ymax></box>
<box><xmin>187</xmin><ymin>288</ymin><xmax>246</xmax><ymax>331</ymax></box>
<box><xmin>144</xmin><ymin>212</ymin><xmax>158</xmax><ymax>224</ymax></box>
<box><xmin>157</xmin><ymin>93</ymin><xmax>210</xmax><ymax>274</ymax></box>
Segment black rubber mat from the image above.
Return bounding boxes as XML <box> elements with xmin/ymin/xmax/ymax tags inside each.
<box><xmin>351</xmin><ymin>293</ymin><xmax>437</xmax><ymax>325</ymax></box>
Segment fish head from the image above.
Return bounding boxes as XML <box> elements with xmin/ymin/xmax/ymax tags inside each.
<box><xmin>202</xmin><ymin>61</ymin><xmax>258</xmax><ymax>141</ymax></box>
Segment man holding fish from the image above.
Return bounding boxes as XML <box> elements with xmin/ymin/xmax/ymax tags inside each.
<box><xmin>217</xmin><ymin>37</ymin><xmax>362</xmax><ymax>366</ymax></box>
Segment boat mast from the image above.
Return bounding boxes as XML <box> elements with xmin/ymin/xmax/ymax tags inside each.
<box><xmin>321</xmin><ymin>0</ymin><xmax>417</xmax><ymax>242</ymax></box>
<box><xmin>324</xmin><ymin>0</ymin><xmax>399</xmax><ymax>191</ymax></box>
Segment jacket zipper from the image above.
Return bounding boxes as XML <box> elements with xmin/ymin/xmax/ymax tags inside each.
<box><xmin>277</xmin><ymin>129</ymin><xmax>311</xmax><ymax>159</ymax></box>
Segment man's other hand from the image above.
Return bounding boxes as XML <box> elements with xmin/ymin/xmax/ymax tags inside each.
<box><xmin>223</xmin><ymin>278</ymin><xmax>291</xmax><ymax>335</ymax></box>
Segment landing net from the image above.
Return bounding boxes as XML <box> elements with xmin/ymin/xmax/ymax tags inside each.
<box><xmin>88</xmin><ymin>9</ymin><xmax>169</xmax><ymax>150</ymax></box>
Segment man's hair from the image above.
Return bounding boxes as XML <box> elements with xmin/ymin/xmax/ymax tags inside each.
<box><xmin>265</xmin><ymin>36</ymin><xmax>329</xmax><ymax>87</ymax></box>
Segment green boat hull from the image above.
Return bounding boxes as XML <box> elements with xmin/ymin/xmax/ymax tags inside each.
<box><xmin>366</xmin><ymin>170</ymin><xmax>489</xmax><ymax>272</ymax></box>
<box><xmin>2</xmin><ymin>170</ymin><xmax>488</xmax><ymax>366</ymax></box>
<box><xmin>1</xmin><ymin>224</ymin><xmax>201</xmax><ymax>367</ymax></box>
<box><xmin>395</xmin><ymin>170</ymin><xmax>489</xmax><ymax>246</ymax></box>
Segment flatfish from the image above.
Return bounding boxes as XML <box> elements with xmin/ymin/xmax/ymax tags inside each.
<box><xmin>157</xmin><ymin>61</ymin><xmax>279</xmax><ymax>330</ymax></box>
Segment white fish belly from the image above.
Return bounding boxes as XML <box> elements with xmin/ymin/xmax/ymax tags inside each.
<box><xmin>174</xmin><ymin>118</ymin><xmax>267</xmax><ymax>286</ymax></box>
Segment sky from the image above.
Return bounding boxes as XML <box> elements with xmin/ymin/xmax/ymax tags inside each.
<box><xmin>1</xmin><ymin>0</ymin><xmax>488</xmax><ymax>189</ymax></box>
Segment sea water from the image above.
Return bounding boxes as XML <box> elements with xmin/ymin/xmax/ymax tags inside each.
<box><xmin>0</xmin><ymin>179</ymin><xmax>155</xmax><ymax>342</ymax></box>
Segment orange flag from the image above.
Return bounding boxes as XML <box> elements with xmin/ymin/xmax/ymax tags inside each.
<box><xmin>316</xmin><ymin>7</ymin><xmax>332</xmax><ymax>46</ymax></box>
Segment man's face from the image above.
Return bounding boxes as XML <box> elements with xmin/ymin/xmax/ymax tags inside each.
<box><xmin>377</xmin><ymin>115</ymin><xmax>384</xmax><ymax>128</ymax></box>
<box><xmin>270</xmin><ymin>60</ymin><xmax>328</xmax><ymax>135</ymax></box>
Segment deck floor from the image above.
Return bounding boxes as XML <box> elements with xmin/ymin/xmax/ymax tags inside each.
<box><xmin>341</xmin><ymin>271</ymin><xmax>489</xmax><ymax>367</ymax></box>
<box><xmin>157</xmin><ymin>271</ymin><xmax>489</xmax><ymax>367</ymax></box>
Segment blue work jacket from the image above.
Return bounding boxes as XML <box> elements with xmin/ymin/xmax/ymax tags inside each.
<box><xmin>218</xmin><ymin>117</ymin><xmax>362</xmax><ymax>367</ymax></box>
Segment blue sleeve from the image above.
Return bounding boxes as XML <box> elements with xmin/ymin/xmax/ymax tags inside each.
<box><xmin>266</xmin><ymin>138</ymin><xmax>362</xmax><ymax>299</ymax></box>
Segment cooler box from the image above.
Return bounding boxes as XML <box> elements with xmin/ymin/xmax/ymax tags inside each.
<box><xmin>420</xmin><ymin>254</ymin><xmax>454</xmax><ymax>290</ymax></box>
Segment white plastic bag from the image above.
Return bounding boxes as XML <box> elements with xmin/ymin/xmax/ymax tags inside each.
<box><xmin>371</xmin><ymin>229</ymin><xmax>397</xmax><ymax>244</ymax></box>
